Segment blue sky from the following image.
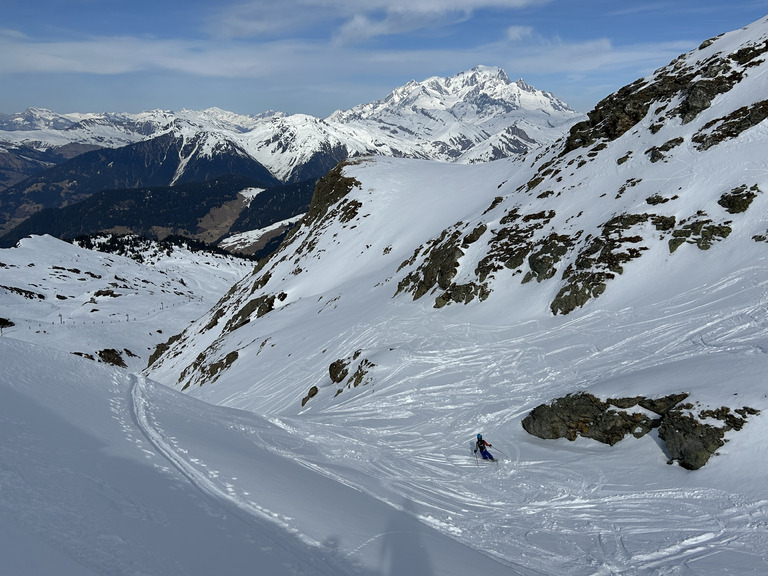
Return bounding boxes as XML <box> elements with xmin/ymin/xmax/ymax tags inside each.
<box><xmin>1</xmin><ymin>1</ymin><xmax>767</xmax><ymax>116</ymax></box>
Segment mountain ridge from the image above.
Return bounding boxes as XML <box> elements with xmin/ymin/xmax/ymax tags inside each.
<box><xmin>1</xmin><ymin>67</ymin><xmax>580</xmax><ymax>249</ymax></box>
<box><xmin>1</xmin><ymin>67</ymin><xmax>579</xmax><ymax>185</ymax></box>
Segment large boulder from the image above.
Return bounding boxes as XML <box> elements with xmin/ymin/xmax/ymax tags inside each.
<box><xmin>521</xmin><ymin>392</ymin><xmax>663</xmax><ymax>446</ymax></box>
<box><xmin>522</xmin><ymin>392</ymin><xmax>759</xmax><ymax>470</ymax></box>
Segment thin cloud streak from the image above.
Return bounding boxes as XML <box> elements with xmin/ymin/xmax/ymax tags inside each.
<box><xmin>0</xmin><ymin>31</ymin><xmax>691</xmax><ymax>81</ymax></box>
<box><xmin>211</xmin><ymin>0</ymin><xmax>552</xmax><ymax>40</ymax></box>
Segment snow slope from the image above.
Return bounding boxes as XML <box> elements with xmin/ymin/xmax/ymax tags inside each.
<box><xmin>2</xmin><ymin>17</ymin><xmax>768</xmax><ymax>576</ymax></box>
<box><xmin>144</xmin><ymin>15</ymin><xmax>768</xmax><ymax>574</ymax></box>
<box><xmin>1</xmin><ymin>338</ymin><xmax>523</xmax><ymax>575</ymax></box>
<box><xmin>0</xmin><ymin>235</ymin><xmax>254</xmax><ymax>370</ymax></box>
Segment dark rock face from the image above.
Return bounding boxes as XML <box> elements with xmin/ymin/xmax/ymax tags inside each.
<box><xmin>303</xmin><ymin>162</ymin><xmax>362</xmax><ymax>227</ymax></box>
<box><xmin>693</xmin><ymin>100</ymin><xmax>768</xmax><ymax>150</ymax></box>
<box><xmin>560</xmin><ymin>35</ymin><xmax>757</xmax><ymax>156</ymax></box>
<box><xmin>657</xmin><ymin>411</ymin><xmax>726</xmax><ymax>470</ymax></box>
<box><xmin>668</xmin><ymin>214</ymin><xmax>732</xmax><ymax>253</ymax></box>
<box><xmin>396</xmin><ymin>227</ymin><xmax>466</xmax><ymax>301</ymax></box>
<box><xmin>522</xmin><ymin>392</ymin><xmax>759</xmax><ymax>469</ymax></box>
<box><xmin>97</xmin><ymin>348</ymin><xmax>127</xmax><ymax>368</ymax></box>
<box><xmin>717</xmin><ymin>184</ymin><xmax>761</xmax><ymax>214</ymax></box>
<box><xmin>301</xmin><ymin>385</ymin><xmax>319</xmax><ymax>407</ymax></box>
<box><xmin>551</xmin><ymin>214</ymin><xmax>654</xmax><ymax>315</ymax></box>
<box><xmin>329</xmin><ymin>359</ymin><xmax>350</xmax><ymax>383</ymax></box>
<box><xmin>521</xmin><ymin>392</ymin><xmax>672</xmax><ymax>446</ymax></box>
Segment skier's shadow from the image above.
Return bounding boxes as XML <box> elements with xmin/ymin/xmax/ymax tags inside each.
<box><xmin>379</xmin><ymin>499</ymin><xmax>434</xmax><ymax>576</ymax></box>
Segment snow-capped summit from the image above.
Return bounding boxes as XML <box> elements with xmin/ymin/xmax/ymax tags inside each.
<box><xmin>327</xmin><ymin>65</ymin><xmax>572</xmax><ymax>123</ymax></box>
<box><xmin>242</xmin><ymin>67</ymin><xmax>580</xmax><ymax>180</ymax></box>
<box><xmin>0</xmin><ymin>107</ymin><xmax>76</xmax><ymax>131</ymax></box>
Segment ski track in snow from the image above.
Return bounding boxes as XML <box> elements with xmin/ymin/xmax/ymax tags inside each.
<box><xmin>127</xmin><ymin>376</ymin><xmax>321</xmax><ymax>547</ymax></box>
<box><xmin>262</xmin><ymin>274</ymin><xmax>768</xmax><ymax>575</ymax></box>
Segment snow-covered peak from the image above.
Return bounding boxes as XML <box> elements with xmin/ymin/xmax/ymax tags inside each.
<box><xmin>327</xmin><ymin>66</ymin><xmax>572</xmax><ymax>124</ymax></box>
<box><xmin>0</xmin><ymin>107</ymin><xmax>77</xmax><ymax>131</ymax></box>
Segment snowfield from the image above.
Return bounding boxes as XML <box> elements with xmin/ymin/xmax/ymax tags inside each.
<box><xmin>1</xmin><ymin>234</ymin><xmax>766</xmax><ymax>575</ymax></box>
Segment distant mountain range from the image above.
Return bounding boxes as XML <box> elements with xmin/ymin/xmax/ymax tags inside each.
<box><xmin>0</xmin><ymin>67</ymin><xmax>580</xmax><ymax>250</ymax></box>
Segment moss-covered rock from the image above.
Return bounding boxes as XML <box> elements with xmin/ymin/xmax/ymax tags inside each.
<box><xmin>396</xmin><ymin>226</ymin><xmax>465</xmax><ymax>301</ymax></box>
<box><xmin>646</xmin><ymin>137</ymin><xmax>685</xmax><ymax>162</ymax></box>
<box><xmin>552</xmin><ymin>214</ymin><xmax>651</xmax><ymax>315</ymax></box>
<box><xmin>692</xmin><ymin>100</ymin><xmax>768</xmax><ymax>150</ymax></box>
<box><xmin>522</xmin><ymin>233</ymin><xmax>573</xmax><ymax>284</ymax></box>
<box><xmin>329</xmin><ymin>359</ymin><xmax>349</xmax><ymax>383</ymax></box>
<box><xmin>304</xmin><ymin>162</ymin><xmax>362</xmax><ymax>226</ymax></box>
<box><xmin>330</xmin><ymin>354</ymin><xmax>377</xmax><ymax>399</ymax></box>
<box><xmin>658</xmin><ymin>410</ymin><xmax>725</xmax><ymax>470</ymax></box>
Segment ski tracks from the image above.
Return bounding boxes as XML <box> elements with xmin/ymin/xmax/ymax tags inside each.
<box><xmin>514</xmin><ymin>486</ymin><xmax>768</xmax><ymax>575</ymax></box>
<box><xmin>125</xmin><ymin>375</ymin><xmax>327</xmax><ymax>553</ymax></box>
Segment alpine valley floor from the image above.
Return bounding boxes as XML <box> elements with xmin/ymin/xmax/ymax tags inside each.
<box><xmin>1</xmin><ymin>235</ymin><xmax>767</xmax><ymax>575</ymax></box>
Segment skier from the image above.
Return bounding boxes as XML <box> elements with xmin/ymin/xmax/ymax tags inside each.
<box><xmin>474</xmin><ymin>433</ymin><xmax>494</xmax><ymax>460</ymax></box>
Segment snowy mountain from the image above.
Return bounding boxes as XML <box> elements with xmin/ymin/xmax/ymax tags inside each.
<box><xmin>247</xmin><ymin>66</ymin><xmax>577</xmax><ymax>180</ymax></box>
<box><xmin>2</xmin><ymin>17</ymin><xmax>768</xmax><ymax>576</ymax></box>
<box><xmin>0</xmin><ymin>67</ymin><xmax>578</xmax><ymax>187</ymax></box>
<box><xmin>1</xmin><ymin>67</ymin><xmax>578</xmax><ymax>249</ymax></box>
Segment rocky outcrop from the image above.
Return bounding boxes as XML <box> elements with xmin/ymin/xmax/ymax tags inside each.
<box><xmin>301</xmin><ymin>350</ymin><xmax>378</xmax><ymax>407</ymax></box>
<box><xmin>328</xmin><ymin>351</ymin><xmax>377</xmax><ymax>398</ymax></box>
<box><xmin>522</xmin><ymin>392</ymin><xmax>759</xmax><ymax>469</ymax></box>
<box><xmin>717</xmin><ymin>184</ymin><xmax>761</xmax><ymax>214</ymax></box>
<box><xmin>692</xmin><ymin>100</ymin><xmax>768</xmax><ymax>150</ymax></box>
<box><xmin>560</xmin><ymin>32</ymin><xmax>762</xmax><ymax>155</ymax></box>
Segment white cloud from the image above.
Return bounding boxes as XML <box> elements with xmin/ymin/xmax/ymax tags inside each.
<box><xmin>211</xmin><ymin>0</ymin><xmax>552</xmax><ymax>41</ymax></box>
<box><xmin>0</xmin><ymin>9</ymin><xmax>699</xmax><ymax>116</ymax></box>
<box><xmin>506</xmin><ymin>26</ymin><xmax>534</xmax><ymax>42</ymax></box>
<box><xmin>0</xmin><ymin>28</ymin><xmax>692</xmax><ymax>84</ymax></box>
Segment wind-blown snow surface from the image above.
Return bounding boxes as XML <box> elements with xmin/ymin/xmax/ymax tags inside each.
<box><xmin>3</xmin><ymin>233</ymin><xmax>766</xmax><ymax>575</ymax></box>
<box><xmin>2</xmin><ymin>339</ymin><xmax>520</xmax><ymax>576</ymax></box>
